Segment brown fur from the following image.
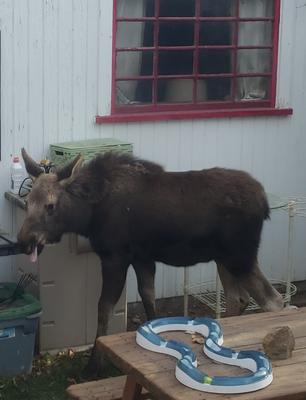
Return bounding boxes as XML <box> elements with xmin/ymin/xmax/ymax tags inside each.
<box><xmin>18</xmin><ymin>150</ymin><xmax>284</xmax><ymax>374</ymax></box>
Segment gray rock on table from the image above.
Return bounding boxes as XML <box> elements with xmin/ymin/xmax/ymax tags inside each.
<box><xmin>263</xmin><ymin>326</ymin><xmax>295</xmax><ymax>360</ymax></box>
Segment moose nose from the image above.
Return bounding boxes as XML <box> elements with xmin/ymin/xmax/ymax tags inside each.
<box><xmin>17</xmin><ymin>228</ymin><xmax>37</xmax><ymax>255</ymax></box>
<box><xmin>17</xmin><ymin>237</ymin><xmax>35</xmax><ymax>255</ymax></box>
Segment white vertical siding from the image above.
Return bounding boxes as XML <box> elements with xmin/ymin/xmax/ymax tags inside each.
<box><xmin>28</xmin><ymin>0</ymin><xmax>44</xmax><ymax>157</ymax></box>
<box><xmin>0</xmin><ymin>1</ymin><xmax>306</xmax><ymax>302</ymax></box>
<box><xmin>0</xmin><ymin>0</ymin><xmax>14</xmax><ymax>280</ymax></box>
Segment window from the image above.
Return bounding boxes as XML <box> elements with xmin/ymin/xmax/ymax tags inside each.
<box><xmin>97</xmin><ymin>0</ymin><xmax>292</xmax><ymax>122</ymax></box>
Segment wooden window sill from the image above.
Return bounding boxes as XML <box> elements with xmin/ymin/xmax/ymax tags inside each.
<box><xmin>96</xmin><ymin>108</ymin><xmax>293</xmax><ymax>124</ymax></box>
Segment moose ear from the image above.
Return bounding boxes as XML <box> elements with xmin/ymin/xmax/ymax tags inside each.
<box><xmin>21</xmin><ymin>148</ymin><xmax>44</xmax><ymax>177</ymax></box>
<box><xmin>56</xmin><ymin>154</ymin><xmax>84</xmax><ymax>181</ymax></box>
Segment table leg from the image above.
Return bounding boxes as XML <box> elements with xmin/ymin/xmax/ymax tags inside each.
<box><xmin>122</xmin><ymin>375</ymin><xmax>143</xmax><ymax>400</ymax></box>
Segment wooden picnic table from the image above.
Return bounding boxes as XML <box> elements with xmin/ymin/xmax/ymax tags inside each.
<box><xmin>97</xmin><ymin>307</ymin><xmax>306</xmax><ymax>400</ymax></box>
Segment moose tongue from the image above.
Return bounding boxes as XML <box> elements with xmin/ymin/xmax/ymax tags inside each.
<box><xmin>29</xmin><ymin>246</ymin><xmax>38</xmax><ymax>263</ymax></box>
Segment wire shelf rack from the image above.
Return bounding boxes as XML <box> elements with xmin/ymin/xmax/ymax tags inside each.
<box><xmin>186</xmin><ymin>280</ymin><xmax>297</xmax><ymax>315</ymax></box>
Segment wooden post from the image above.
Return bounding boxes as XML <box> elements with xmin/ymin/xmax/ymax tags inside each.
<box><xmin>122</xmin><ymin>375</ymin><xmax>143</xmax><ymax>400</ymax></box>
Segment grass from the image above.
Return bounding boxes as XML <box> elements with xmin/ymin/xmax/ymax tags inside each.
<box><xmin>0</xmin><ymin>350</ymin><xmax>121</xmax><ymax>400</ymax></box>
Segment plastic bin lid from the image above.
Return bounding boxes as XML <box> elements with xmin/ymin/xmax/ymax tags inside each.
<box><xmin>50</xmin><ymin>138</ymin><xmax>132</xmax><ymax>150</ymax></box>
<box><xmin>0</xmin><ymin>283</ymin><xmax>42</xmax><ymax>321</ymax></box>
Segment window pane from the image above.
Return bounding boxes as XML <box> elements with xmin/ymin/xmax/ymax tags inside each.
<box><xmin>159</xmin><ymin>21</ymin><xmax>194</xmax><ymax>46</ymax></box>
<box><xmin>117</xmin><ymin>0</ymin><xmax>154</xmax><ymax>18</ymax></box>
<box><xmin>116</xmin><ymin>22</ymin><xmax>154</xmax><ymax>48</ymax></box>
<box><xmin>197</xmin><ymin>78</ymin><xmax>232</xmax><ymax>101</ymax></box>
<box><xmin>157</xmin><ymin>79</ymin><xmax>193</xmax><ymax>103</ymax></box>
<box><xmin>158</xmin><ymin>50</ymin><xmax>194</xmax><ymax>75</ymax></box>
<box><xmin>238</xmin><ymin>22</ymin><xmax>272</xmax><ymax>46</ymax></box>
<box><xmin>201</xmin><ymin>0</ymin><xmax>236</xmax><ymax>17</ymax></box>
<box><xmin>239</xmin><ymin>0</ymin><xmax>273</xmax><ymax>18</ymax></box>
<box><xmin>116</xmin><ymin>80</ymin><xmax>152</xmax><ymax>104</ymax></box>
<box><xmin>237</xmin><ymin>49</ymin><xmax>271</xmax><ymax>73</ymax></box>
<box><xmin>160</xmin><ymin>0</ymin><xmax>195</xmax><ymax>17</ymax></box>
<box><xmin>199</xmin><ymin>49</ymin><xmax>233</xmax><ymax>74</ymax></box>
<box><xmin>200</xmin><ymin>22</ymin><xmax>233</xmax><ymax>46</ymax></box>
<box><xmin>236</xmin><ymin>77</ymin><xmax>269</xmax><ymax>100</ymax></box>
<box><xmin>116</xmin><ymin>51</ymin><xmax>153</xmax><ymax>78</ymax></box>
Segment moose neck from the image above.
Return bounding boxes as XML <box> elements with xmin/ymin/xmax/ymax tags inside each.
<box><xmin>64</xmin><ymin>195</ymin><xmax>94</xmax><ymax>238</ymax></box>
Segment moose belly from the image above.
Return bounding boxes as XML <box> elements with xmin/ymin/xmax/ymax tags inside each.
<box><xmin>153</xmin><ymin>237</ymin><xmax>217</xmax><ymax>266</ymax></box>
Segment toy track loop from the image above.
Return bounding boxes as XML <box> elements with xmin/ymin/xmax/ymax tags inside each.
<box><xmin>136</xmin><ymin>316</ymin><xmax>273</xmax><ymax>394</ymax></box>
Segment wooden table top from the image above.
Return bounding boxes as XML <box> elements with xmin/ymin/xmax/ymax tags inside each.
<box><xmin>98</xmin><ymin>307</ymin><xmax>306</xmax><ymax>400</ymax></box>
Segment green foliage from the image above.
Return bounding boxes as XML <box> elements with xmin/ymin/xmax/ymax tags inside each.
<box><xmin>0</xmin><ymin>350</ymin><xmax>120</xmax><ymax>400</ymax></box>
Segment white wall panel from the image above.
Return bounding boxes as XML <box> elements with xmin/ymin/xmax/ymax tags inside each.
<box><xmin>43</xmin><ymin>0</ymin><xmax>59</xmax><ymax>150</ymax></box>
<box><xmin>0</xmin><ymin>1</ymin><xmax>306</xmax><ymax>303</ymax></box>
<box><xmin>28</xmin><ymin>0</ymin><xmax>44</xmax><ymax>157</ymax></box>
<box><xmin>58</xmin><ymin>0</ymin><xmax>74</xmax><ymax>144</ymax></box>
<box><xmin>0</xmin><ymin>0</ymin><xmax>15</xmax><ymax>279</ymax></box>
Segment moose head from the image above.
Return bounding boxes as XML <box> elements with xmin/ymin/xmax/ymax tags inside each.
<box><xmin>17</xmin><ymin>148</ymin><xmax>92</xmax><ymax>261</ymax></box>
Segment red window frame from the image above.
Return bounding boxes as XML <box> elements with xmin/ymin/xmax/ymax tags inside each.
<box><xmin>97</xmin><ymin>0</ymin><xmax>293</xmax><ymax>123</ymax></box>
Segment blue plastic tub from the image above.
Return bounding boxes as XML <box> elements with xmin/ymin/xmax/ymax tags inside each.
<box><xmin>0</xmin><ymin>283</ymin><xmax>41</xmax><ymax>377</ymax></box>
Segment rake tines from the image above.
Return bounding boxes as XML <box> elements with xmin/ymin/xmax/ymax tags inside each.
<box><xmin>0</xmin><ymin>273</ymin><xmax>37</xmax><ymax>308</ymax></box>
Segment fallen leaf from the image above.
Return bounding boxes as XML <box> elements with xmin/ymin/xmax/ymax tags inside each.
<box><xmin>68</xmin><ymin>349</ymin><xmax>75</xmax><ymax>358</ymax></box>
<box><xmin>191</xmin><ymin>334</ymin><xmax>205</xmax><ymax>345</ymax></box>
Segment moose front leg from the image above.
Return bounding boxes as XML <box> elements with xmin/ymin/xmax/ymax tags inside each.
<box><xmin>133</xmin><ymin>260</ymin><xmax>156</xmax><ymax>321</ymax></box>
<box><xmin>87</xmin><ymin>256</ymin><xmax>129</xmax><ymax>375</ymax></box>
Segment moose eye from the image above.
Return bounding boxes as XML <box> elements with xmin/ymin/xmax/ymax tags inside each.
<box><xmin>45</xmin><ymin>203</ymin><xmax>55</xmax><ymax>215</ymax></box>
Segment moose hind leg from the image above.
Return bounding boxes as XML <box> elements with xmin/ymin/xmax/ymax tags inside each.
<box><xmin>133</xmin><ymin>260</ymin><xmax>156</xmax><ymax>321</ymax></box>
<box><xmin>217</xmin><ymin>262</ymin><xmax>250</xmax><ymax>316</ymax></box>
<box><xmin>238</xmin><ymin>260</ymin><xmax>284</xmax><ymax>312</ymax></box>
<box><xmin>87</xmin><ymin>256</ymin><xmax>129</xmax><ymax>376</ymax></box>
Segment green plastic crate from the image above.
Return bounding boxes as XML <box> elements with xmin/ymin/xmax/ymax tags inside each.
<box><xmin>50</xmin><ymin>138</ymin><xmax>133</xmax><ymax>167</ymax></box>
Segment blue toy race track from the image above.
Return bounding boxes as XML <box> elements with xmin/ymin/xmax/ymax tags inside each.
<box><xmin>136</xmin><ymin>317</ymin><xmax>272</xmax><ymax>394</ymax></box>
